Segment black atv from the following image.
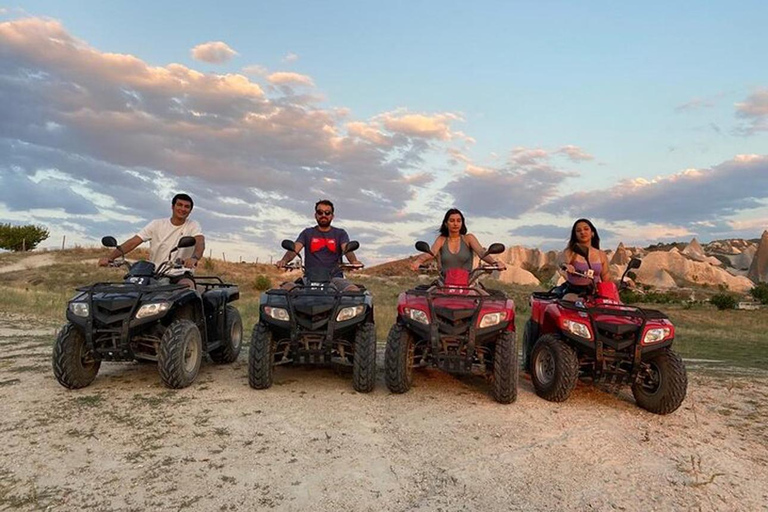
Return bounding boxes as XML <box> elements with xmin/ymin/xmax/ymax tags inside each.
<box><xmin>248</xmin><ymin>240</ymin><xmax>376</xmax><ymax>392</ymax></box>
<box><xmin>53</xmin><ymin>235</ymin><xmax>242</xmax><ymax>390</ymax></box>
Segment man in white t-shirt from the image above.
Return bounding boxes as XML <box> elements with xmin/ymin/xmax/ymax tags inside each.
<box><xmin>98</xmin><ymin>193</ymin><xmax>205</xmax><ymax>286</ymax></box>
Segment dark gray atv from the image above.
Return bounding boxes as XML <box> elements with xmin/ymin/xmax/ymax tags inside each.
<box><xmin>53</xmin><ymin>236</ymin><xmax>242</xmax><ymax>389</ymax></box>
<box><xmin>248</xmin><ymin>240</ymin><xmax>376</xmax><ymax>392</ymax></box>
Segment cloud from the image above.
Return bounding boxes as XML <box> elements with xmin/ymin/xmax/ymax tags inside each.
<box><xmin>283</xmin><ymin>52</ymin><xmax>299</xmax><ymax>63</ymax></box>
<box><xmin>241</xmin><ymin>64</ymin><xmax>268</xmax><ymax>76</ymax></box>
<box><xmin>555</xmin><ymin>145</ymin><xmax>594</xmax><ymax>163</ymax></box>
<box><xmin>191</xmin><ymin>41</ymin><xmax>238</xmax><ymax>64</ymax></box>
<box><xmin>445</xmin><ymin>163</ymin><xmax>576</xmax><ymax>219</ymax></box>
<box><xmin>675</xmin><ymin>97</ymin><xmax>716</xmax><ymax>113</ymax></box>
<box><xmin>0</xmin><ymin>17</ymin><xmax>472</xmax><ymax>262</ymax></box>
<box><xmin>543</xmin><ymin>154</ymin><xmax>768</xmax><ymax>227</ymax></box>
<box><xmin>378</xmin><ymin>110</ymin><xmax>462</xmax><ymax>141</ymax></box>
<box><xmin>508</xmin><ymin>224</ymin><xmax>570</xmax><ymax>239</ymax></box>
<box><xmin>735</xmin><ymin>88</ymin><xmax>768</xmax><ymax>134</ymax></box>
<box><xmin>267</xmin><ymin>71</ymin><xmax>315</xmax><ymax>87</ymax></box>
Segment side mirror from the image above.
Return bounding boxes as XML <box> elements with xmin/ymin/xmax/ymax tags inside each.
<box><xmin>628</xmin><ymin>257</ymin><xmax>642</xmax><ymax>270</ymax></box>
<box><xmin>102</xmin><ymin>236</ymin><xmax>118</xmax><ymax>248</ymax></box>
<box><xmin>415</xmin><ymin>241</ymin><xmax>433</xmax><ymax>255</ymax></box>
<box><xmin>344</xmin><ymin>240</ymin><xmax>360</xmax><ymax>254</ymax></box>
<box><xmin>483</xmin><ymin>242</ymin><xmax>505</xmax><ymax>256</ymax></box>
<box><xmin>177</xmin><ymin>236</ymin><xmax>196</xmax><ymax>249</ymax></box>
<box><xmin>281</xmin><ymin>239</ymin><xmax>297</xmax><ymax>253</ymax></box>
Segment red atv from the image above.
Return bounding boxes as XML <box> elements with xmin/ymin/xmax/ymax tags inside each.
<box><xmin>385</xmin><ymin>242</ymin><xmax>517</xmax><ymax>403</ymax></box>
<box><xmin>522</xmin><ymin>248</ymin><xmax>687</xmax><ymax>414</ymax></box>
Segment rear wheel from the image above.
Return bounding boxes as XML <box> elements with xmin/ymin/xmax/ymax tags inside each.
<box><xmin>158</xmin><ymin>319</ymin><xmax>202</xmax><ymax>389</ymax></box>
<box><xmin>352</xmin><ymin>323</ymin><xmax>376</xmax><ymax>393</ymax></box>
<box><xmin>384</xmin><ymin>323</ymin><xmax>415</xmax><ymax>394</ymax></box>
<box><xmin>52</xmin><ymin>323</ymin><xmax>100</xmax><ymax>389</ymax></box>
<box><xmin>248</xmin><ymin>322</ymin><xmax>274</xmax><ymax>389</ymax></box>
<box><xmin>530</xmin><ymin>334</ymin><xmax>579</xmax><ymax>402</ymax></box>
<box><xmin>491</xmin><ymin>330</ymin><xmax>518</xmax><ymax>404</ymax></box>
<box><xmin>209</xmin><ymin>305</ymin><xmax>242</xmax><ymax>363</ymax></box>
<box><xmin>632</xmin><ymin>349</ymin><xmax>687</xmax><ymax>415</ymax></box>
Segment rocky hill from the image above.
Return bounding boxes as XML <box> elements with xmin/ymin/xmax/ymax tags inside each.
<box><xmin>361</xmin><ymin>235</ymin><xmax>767</xmax><ymax>291</ymax></box>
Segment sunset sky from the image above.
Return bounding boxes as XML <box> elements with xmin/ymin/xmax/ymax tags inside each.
<box><xmin>2</xmin><ymin>2</ymin><xmax>767</xmax><ymax>263</ymax></box>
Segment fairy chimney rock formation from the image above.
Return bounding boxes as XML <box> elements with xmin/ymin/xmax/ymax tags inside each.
<box><xmin>682</xmin><ymin>238</ymin><xmax>705</xmax><ymax>259</ymax></box>
<box><xmin>748</xmin><ymin>230</ymin><xmax>768</xmax><ymax>283</ymax></box>
<box><xmin>610</xmin><ymin>242</ymin><xmax>631</xmax><ymax>266</ymax></box>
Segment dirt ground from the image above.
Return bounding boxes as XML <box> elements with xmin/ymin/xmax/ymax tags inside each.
<box><xmin>1</xmin><ymin>312</ymin><xmax>767</xmax><ymax>512</ymax></box>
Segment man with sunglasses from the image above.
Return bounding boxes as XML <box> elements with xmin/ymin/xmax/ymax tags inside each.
<box><xmin>275</xmin><ymin>199</ymin><xmax>363</xmax><ymax>291</ymax></box>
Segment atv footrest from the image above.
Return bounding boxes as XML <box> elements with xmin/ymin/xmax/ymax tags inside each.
<box><xmin>434</xmin><ymin>355</ymin><xmax>473</xmax><ymax>374</ymax></box>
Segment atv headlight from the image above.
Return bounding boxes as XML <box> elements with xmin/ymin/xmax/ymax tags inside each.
<box><xmin>479</xmin><ymin>311</ymin><xmax>507</xmax><ymax>328</ymax></box>
<box><xmin>563</xmin><ymin>319</ymin><xmax>592</xmax><ymax>340</ymax></box>
<box><xmin>404</xmin><ymin>307</ymin><xmax>429</xmax><ymax>325</ymax></box>
<box><xmin>69</xmin><ymin>302</ymin><xmax>89</xmax><ymax>318</ymax></box>
<box><xmin>135</xmin><ymin>302</ymin><xmax>170</xmax><ymax>319</ymax></box>
<box><xmin>336</xmin><ymin>305</ymin><xmax>365</xmax><ymax>322</ymax></box>
<box><xmin>643</xmin><ymin>327</ymin><xmax>671</xmax><ymax>344</ymax></box>
<box><xmin>264</xmin><ymin>306</ymin><xmax>290</xmax><ymax>321</ymax></box>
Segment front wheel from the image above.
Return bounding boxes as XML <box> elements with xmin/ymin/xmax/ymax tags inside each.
<box><xmin>158</xmin><ymin>319</ymin><xmax>203</xmax><ymax>389</ymax></box>
<box><xmin>384</xmin><ymin>323</ymin><xmax>414</xmax><ymax>394</ymax></box>
<box><xmin>209</xmin><ymin>305</ymin><xmax>243</xmax><ymax>363</ymax></box>
<box><xmin>491</xmin><ymin>330</ymin><xmax>518</xmax><ymax>404</ymax></box>
<box><xmin>632</xmin><ymin>349</ymin><xmax>687</xmax><ymax>415</ymax></box>
<box><xmin>52</xmin><ymin>323</ymin><xmax>101</xmax><ymax>389</ymax></box>
<box><xmin>248</xmin><ymin>322</ymin><xmax>274</xmax><ymax>389</ymax></box>
<box><xmin>530</xmin><ymin>334</ymin><xmax>579</xmax><ymax>402</ymax></box>
<box><xmin>352</xmin><ymin>323</ymin><xmax>376</xmax><ymax>393</ymax></box>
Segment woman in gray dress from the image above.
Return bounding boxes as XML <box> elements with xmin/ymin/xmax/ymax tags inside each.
<box><xmin>410</xmin><ymin>208</ymin><xmax>507</xmax><ymax>272</ymax></box>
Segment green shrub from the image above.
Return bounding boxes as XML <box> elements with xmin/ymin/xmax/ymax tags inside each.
<box><xmin>749</xmin><ymin>283</ymin><xmax>768</xmax><ymax>305</ymax></box>
<box><xmin>0</xmin><ymin>223</ymin><xmax>50</xmax><ymax>251</ymax></box>
<box><xmin>202</xmin><ymin>257</ymin><xmax>215</xmax><ymax>271</ymax></box>
<box><xmin>710</xmin><ymin>293</ymin><xmax>738</xmax><ymax>311</ymax></box>
<box><xmin>254</xmin><ymin>274</ymin><xmax>272</xmax><ymax>291</ymax></box>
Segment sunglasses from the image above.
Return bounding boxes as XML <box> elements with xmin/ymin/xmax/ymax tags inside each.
<box><xmin>315</xmin><ymin>209</ymin><xmax>333</xmax><ymax>216</ymax></box>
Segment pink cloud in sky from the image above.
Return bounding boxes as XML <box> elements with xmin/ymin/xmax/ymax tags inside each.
<box><xmin>191</xmin><ymin>41</ymin><xmax>238</xmax><ymax>63</ymax></box>
<box><xmin>267</xmin><ymin>71</ymin><xmax>315</xmax><ymax>87</ymax></box>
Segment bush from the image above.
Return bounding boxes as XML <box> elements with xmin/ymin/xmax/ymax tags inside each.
<box><xmin>202</xmin><ymin>257</ymin><xmax>215</xmax><ymax>272</ymax></box>
<box><xmin>0</xmin><ymin>223</ymin><xmax>50</xmax><ymax>251</ymax></box>
<box><xmin>749</xmin><ymin>283</ymin><xmax>768</xmax><ymax>305</ymax></box>
<box><xmin>710</xmin><ymin>293</ymin><xmax>738</xmax><ymax>311</ymax></box>
<box><xmin>254</xmin><ymin>274</ymin><xmax>272</xmax><ymax>291</ymax></box>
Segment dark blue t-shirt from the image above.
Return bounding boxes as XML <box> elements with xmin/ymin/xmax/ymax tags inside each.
<box><xmin>296</xmin><ymin>226</ymin><xmax>350</xmax><ymax>278</ymax></box>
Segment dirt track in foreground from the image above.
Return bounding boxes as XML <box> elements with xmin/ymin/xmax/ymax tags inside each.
<box><xmin>1</xmin><ymin>314</ymin><xmax>767</xmax><ymax>512</ymax></box>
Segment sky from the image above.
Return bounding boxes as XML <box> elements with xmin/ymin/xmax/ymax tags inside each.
<box><xmin>1</xmin><ymin>1</ymin><xmax>767</xmax><ymax>263</ymax></box>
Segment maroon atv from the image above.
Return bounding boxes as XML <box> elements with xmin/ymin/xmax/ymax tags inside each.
<box><xmin>385</xmin><ymin>242</ymin><xmax>517</xmax><ymax>404</ymax></box>
<box><xmin>522</xmin><ymin>248</ymin><xmax>687</xmax><ymax>414</ymax></box>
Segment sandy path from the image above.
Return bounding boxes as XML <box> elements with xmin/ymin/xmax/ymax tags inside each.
<box><xmin>1</xmin><ymin>317</ymin><xmax>766</xmax><ymax>511</ymax></box>
<box><xmin>0</xmin><ymin>254</ymin><xmax>58</xmax><ymax>274</ymax></box>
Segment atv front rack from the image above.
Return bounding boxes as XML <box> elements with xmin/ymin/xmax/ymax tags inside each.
<box><xmin>407</xmin><ymin>286</ymin><xmax>510</xmax><ymax>370</ymax></box>
<box><xmin>557</xmin><ymin>299</ymin><xmax>670</xmax><ymax>382</ymax></box>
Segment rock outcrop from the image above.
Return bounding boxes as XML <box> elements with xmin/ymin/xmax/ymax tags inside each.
<box><xmin>497</xmin><ymin>266</ymin><xmax>541</xmax><ymax>286</ymax></box>
<box><xmin>748</xmin><ymin>231</ymin><xmax>768</xmax><ymax>283</ymax></box>
<box><xmin>635</xmin><ymin>251</ymin><xmax>753</xmax><ymax>292</ymax></box>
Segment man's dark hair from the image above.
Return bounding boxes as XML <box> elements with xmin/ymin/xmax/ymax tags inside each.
<box><xmin>568</xmin><ymin>218</ymin><xmax>601</xmax><ymax>251</ymax></box>
<box><xmin>315</xmin><ymin>199</ymin><xmax>334</xmax><ymax>213</ymax></box>
<box><xmin>172</xmin><ymin>193</ymin><xmax>194</xmax><ymax>209</ymax></box>
<box><xmin>439</xmin><ymin>208</ymin><xmax>468</xmax><ymax>237</ymax></box>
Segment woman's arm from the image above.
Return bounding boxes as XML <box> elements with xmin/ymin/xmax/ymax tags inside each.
<box><xmin>600</xmin><ymin>250</ymin><xmax>611</xmax><ymax>281</ymax></box>
<box><xmin>466</xmin><ymin>234</ymin><xmax>506</xmax><ymax>269</ymax></box>
<box><xmin>410</xmin><ymin>237</ymin><xmax>444</xmax><ymax>270</ymax></box>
